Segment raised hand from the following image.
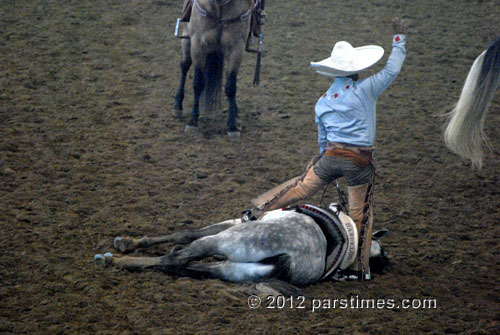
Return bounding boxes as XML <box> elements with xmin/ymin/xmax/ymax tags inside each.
<box><xmin>392</xmin><ymin>17</ymin><xmax>408</xmax><ymax>35</ymax></box>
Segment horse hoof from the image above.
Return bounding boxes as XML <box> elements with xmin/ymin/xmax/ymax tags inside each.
<box><xmin>113</xmin><ymin>237</ymin><xmax>122</xmax><ymax>249</ymax></box>
<box><xmin>114</xmin><ymin>236</ymin><xmax>135</xmax><ymax>254</ymax></box>
<box><xmin>94</xmin><ymin>254</ymin><xmax>105</xmax><ymax>266</ymax></box>
<box><xmin>227</xmin><ymin>131</ymin><xmax>241</xmax><ymax>139</ymax></box>
<box><xmin>184</xmin><ymin>125</ymin><xmax>199</xmax><ymax>134</ymax></box>
<box><xmin>94</xmin><ymin>253</ymin><xmax>108</xmax><ymax>267</ymax></box>
<box><xmin>94</xmin><ymin>253</ymin><xmax>113</xmax><ymax>268</ymax></box>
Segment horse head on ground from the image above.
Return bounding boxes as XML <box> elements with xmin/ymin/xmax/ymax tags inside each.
<box><xmin>369</xmin><ymin>229</ymin><xmax>390</xmax><ymax>273</ymax></box>
<box><xmin>173</xmin><ymin>0</ymin><xmax>264</xmax><ymax>137</ymax></box>
<box><xmin>95</xmin><ymin>204</ymin><xmax>390</xmax><ymax>287</ymax></box>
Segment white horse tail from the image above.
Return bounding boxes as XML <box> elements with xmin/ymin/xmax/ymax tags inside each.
<box><xmin>444</xmin><ymin>37</ymin><xmax>500</xmax><ymax>169</ymax></box>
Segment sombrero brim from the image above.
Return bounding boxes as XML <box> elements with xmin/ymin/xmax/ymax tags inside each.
<box><xmin>311</xmin><ymin>45</ymin><xmax>385</xmax><ymax>77</ymax></box>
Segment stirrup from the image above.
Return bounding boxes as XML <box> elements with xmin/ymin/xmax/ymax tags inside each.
<box><xmin>241</xmin><ymin>207</ymin><xmax>260</xmax><ymax>222</ymax></box>
<box><xmin>331</xmin><ymin>269</ymin><xmax>371</xmax><ymax>282</ymax></box>
<box><xmin>174</xmin><ymin>18</ymin><xmax>190</xmax><ymax>39</ymax></box>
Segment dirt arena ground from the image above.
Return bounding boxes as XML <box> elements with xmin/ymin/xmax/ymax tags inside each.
<box><xmin>1</xmin><ymin>0</ymin><xmax>499</xmax><ymax>334</ymax></box>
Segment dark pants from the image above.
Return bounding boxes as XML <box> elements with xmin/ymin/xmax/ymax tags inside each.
<box><xmin>313</xmin><ymin>155</ymin><xmax>375</xmax><ymax>186</ymax></box>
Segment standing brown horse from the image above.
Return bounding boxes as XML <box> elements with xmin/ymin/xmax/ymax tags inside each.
<box><xmin>173</xmin><ymin>0</ymin><xmax>260</xmax><ymax>137</ymax></box>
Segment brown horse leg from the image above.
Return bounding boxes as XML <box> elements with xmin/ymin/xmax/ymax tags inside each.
<box><xmin>173</xmin><ymin>38</ymin><xmax>192</xmax><ymax>119</ymax></box>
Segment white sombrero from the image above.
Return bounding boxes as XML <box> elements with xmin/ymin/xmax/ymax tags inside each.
<box><xmin>311</xmin><ymin>41</ymin><xmax>384</xmax><ymax>77</ymax></box>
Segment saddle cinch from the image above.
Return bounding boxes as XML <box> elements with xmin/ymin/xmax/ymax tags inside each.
<box><xmin>290</xmin><ymin>204</ymin><xmax>359</xmax><ymax>279</ymax></box>
<box><xmin>175</xmin><ymin>0</ymin><xmax>264</xmax><ymax>46</ymax></box>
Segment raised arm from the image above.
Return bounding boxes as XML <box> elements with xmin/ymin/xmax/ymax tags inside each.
<box><xmin>362</xmin><ymin>17</ymin><xmax>408</xmax><ymax>98</ymax></box>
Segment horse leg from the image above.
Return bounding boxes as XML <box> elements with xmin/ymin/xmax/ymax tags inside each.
<box><xmin>224</xmin><ymin>50</ymin><xmax>243</xmax><ymax>137</ymax></box>
<box><xmin>104</xmin><ymin>233</ymin><xmax>287</xmax><ymax>282</ymax></box>
<box><xmin>177</xmin><ymin>261</ymin><xmax>276</xmax><ymax>283</ymax></box>
<box><xmin>225</xmin><ymin>70</ymin><xmax>239</xmax><ymax>137</ymax></box>
<box><xmin>185</xmin><ymin>64</ymin><xmax>204</xmax><ymax>131</ymax></box>
<box><xmin>184</xmin><ymin>32</ymin><xmax>210</xmax><ymax>132</ymax></box>
<box><xmin>94</xmin><ymin>252</ymin><xmax>166</xmax><ymax>271</ymax></box>
<box><xmin>113</xmin><ymin>219</ymin><xmax>240</xmax><ymax>254</ymax></box>
<box><xmin>173</xmin><ymin>252</ymin><xmax>292</xmax><ymax>283</ymax></box>
<box><xmin>94</xmin><ymin>254</ymin><xmax>276</xmax><ymax>283</ymax></box>
<box><xmin>125</xmin><ymin>223</ymin><xmax>289</xmax><ymax>269</ymax></box>
<box><xmin>173</xmin><ymin>38</ymin><xmax>192</xmax><ymax>119</ymax></box>
<box><xmin>97</xmin><ymin>234</ymin><xmax>221</xmax><ymax>271</ymax></box>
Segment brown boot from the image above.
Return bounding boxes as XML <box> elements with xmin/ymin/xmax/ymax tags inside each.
<box><xmin>347</xmin><ymin>183</ymin><xmax>373</xmax><ymax>278</ymax></box>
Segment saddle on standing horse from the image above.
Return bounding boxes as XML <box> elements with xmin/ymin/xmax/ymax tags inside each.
<box><xmin>176</xmin><ymin>0</ymin><xmax>264</xmax><ymax>41</ymax></box>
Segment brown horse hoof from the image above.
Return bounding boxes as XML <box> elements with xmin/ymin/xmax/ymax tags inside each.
<box><xmin>227</xmin><ymin>131</ymin><xmax>241</xmax><ymax>139</ymax></box>
<box><xmin>184</xmin><ymin>125</ymin><xmax>199</xmax><ymax>134</ymax></box>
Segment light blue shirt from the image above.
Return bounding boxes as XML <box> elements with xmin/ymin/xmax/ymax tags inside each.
<box><xmin>315</xmin><ymin>34</ymin><xmax>406</xmax><ymax>153</ymax></box>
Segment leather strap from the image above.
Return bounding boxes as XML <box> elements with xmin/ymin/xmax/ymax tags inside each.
<box><xmin>193</xmin><ymin>0</ymin><xmax>255</xmax><ymax>25</ymax></box>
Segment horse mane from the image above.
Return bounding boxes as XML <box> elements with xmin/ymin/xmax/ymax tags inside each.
<box><xmin>444</xmin><ymin>37</ymin><xmax>500</xmax><ymax>169</ymax></box>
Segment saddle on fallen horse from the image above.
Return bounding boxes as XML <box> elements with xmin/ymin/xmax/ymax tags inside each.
<box><xmin>291</xmin><ymin>203</ymin><xmax>360</xmax><ymax>280</ymax></box>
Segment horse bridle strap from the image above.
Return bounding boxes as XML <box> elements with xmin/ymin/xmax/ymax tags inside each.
<box><xmin>193</xmin><ymin>0</ymin><xmax>258</xmax><ymax>25</ymax></box>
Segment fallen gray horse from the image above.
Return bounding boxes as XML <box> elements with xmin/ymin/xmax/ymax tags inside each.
<box><xmin>95</xmin><ymin>204</ymin><xmax>389</xmax><ymax>285</ymax></box>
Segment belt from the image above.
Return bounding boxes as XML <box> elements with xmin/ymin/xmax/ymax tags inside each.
<box><xmin>324</xmin><ymin>143</ymin><xmax>374</xmax><ymax>167</ymax></box>
<box><xmin>326</xmin><ymin>142</ymin><xmax>374</xmax><ymax>153</ymax></box>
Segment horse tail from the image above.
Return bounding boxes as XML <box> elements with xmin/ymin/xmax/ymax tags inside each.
<box><xmin>444</xmin><ymin>37</ymin><xmax>500</xmax><ymax>169</ymax></box>
<box><xmin>202</xmin><ymin>50</ymin><xmax>224</xmax><ymax>114</ymax></box>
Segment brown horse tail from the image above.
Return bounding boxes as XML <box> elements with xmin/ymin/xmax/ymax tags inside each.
<box><xmin>202</xmin><ymin>51</ymin><xmax>224</xmax><ymax>114</ymax></box>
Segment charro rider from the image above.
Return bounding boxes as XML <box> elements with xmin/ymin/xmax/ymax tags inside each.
<box><xmin>246</xmin><ymin>17</ymin><xmax>407</xmax><ymax>281</ymax></box>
